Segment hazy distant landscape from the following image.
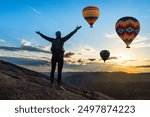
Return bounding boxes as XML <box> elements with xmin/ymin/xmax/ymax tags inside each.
<box><xmin>0</xmin><ymin>60</ymin><xmax>150</xmax><ymax>100</ymax></box>
<box><xmin>63</xmin><ymin>72</ymin><xmax>150</xmax><ymax>99</ymax></box>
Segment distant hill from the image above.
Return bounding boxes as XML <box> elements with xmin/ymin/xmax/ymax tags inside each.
<box><xmin>63</xmin><ymin>72</ymin><xmax>150</xmax><ymax>99</ymax></box>
<box><xmin>0</xmin><ymin>60</ymin><xmax>113</xmax><ymax>100</ymax></box>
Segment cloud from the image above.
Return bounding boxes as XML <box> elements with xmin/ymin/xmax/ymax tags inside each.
<box><xmin>70</xmin><ymin>44</ymin><xmax>99</xmax><ymax>59</ymax></box>
<box><xmin>64</xmin><ymin>49</ymin><xmax>99</xmax><ymax>65</ymax></box>
<box><xmin>88</xmin><ymin>58</ymin><xmax>96</xmax><ymax>61</ymax></box>
<box><xmin>21</xmin><ymin>39</ymin><xmax>50</xmax><ymax>53</ymax></box>
<box><xmin>65</xmin><ymin>57</ymin><xmax>99</xmax><ymax>65</ymax></box>
<box><xmin>109</xmin><ymin>56</ymin><xmax>118</xmax><ymax>60</ymax></box>
<box><xmin>64</xmin><ymin>52</ymin><xmax>75</xmax><ymax>58</ymax></box>
<box><xmin>64</xmin><ymin>44</ymin><xmax>100</xmax><ymax>65</ymax></box>
<box><xmin>76</xmin><ymin>58</ymin><xmax>97</xmax><ymax>65</ymax></box>
<box><xmin>30</xmin><ymin>7</ymin><xmax>41</xmax><ymax>14</ymax></box>
<box><xmin>0</xmin><ymin>39</ymin><xmax>50</xmax><ymax>54</ymax></box>
<box><xmin>77</xmin><ymin>58</ymin><xmax>86</xmax><ymax>63</ymax></box>
<box><xmin>65</xmin><ymin>58</ymin><xmax>85</xmax><ymax>65</ymax></box>
<box><xmin>84</xmin><ymin>48</ymin><xmax>91</xmax><ymax>51</ymax></box>
<box><xmin>0</xmin><ymin>39</ymin><xmax>5</xmax><ymax>42</ymax></box>
<box><xmin>132</xmin><ymin>35</ymin><xmax>150</xmax><ymax>48</ymax></box>
<box><xmin>40</xmin><ymin>46</ymin><xmax>50</xmax><ymax>51</ymax></box>
<box><xmin>0</xmin><ymin>56</ymin><xmax>49</xmax><ymax>66</ymax></box>
<box><xmin>136</xmin><ymin>65</ymin><xmax>150</xmax><ymax>68</ymax></box>
<box><xmin>64</xmin><ymin>50</ymin><xmax>118</xmax><ymax>65</ymax></box>
<box><xmin>105</xmin><ymin>33</ymin><xmax>150</xmax><ymax>48</ymax></box>
<box><xmin>64</xmin><ymin>59</ymin><xmax>76</xmax><ymax>64</ymax></box>
<box><xmin>105</xmin><ymin>33</ymin><xmax>119</xmax><ymax>39</ymax></box>
<box><xmin>0</xmin><ymin>45</ymin><xmax>50</xmax><ymax>54</ymax></box>
<box><xmin>0</xmin><ymin>53</ymin><xmax>4</xmax><ymax>56</ymax></box>
<box><xmin>21</xmin><ymin>39</ymin><xmax>31</xmax><ymax>46</ymax></box>
<box><xmin>134</xmin><ymin>36</ymin><xmax>149</xmax><ymax>43</ymax></box>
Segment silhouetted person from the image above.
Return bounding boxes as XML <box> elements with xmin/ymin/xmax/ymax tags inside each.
<box><xmin>36</xmin><ymin>26</ymin><xmax>81</xmax><ymax>89</ymax></box>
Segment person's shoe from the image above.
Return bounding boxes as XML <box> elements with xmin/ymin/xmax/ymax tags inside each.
<box><xmin>50</xmin><ymin>82</ymin><xmax>54</xmax><ymax>88</ymax></box>
<box><xmin>57</xmin><ymin>85</ymin><xmax>65</xmax><ymax>90</ymax></box>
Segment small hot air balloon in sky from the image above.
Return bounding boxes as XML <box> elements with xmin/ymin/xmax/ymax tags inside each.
<box><xmin>82</xmin><ymin>6</ymin><xmax>100</xmax><ymax>28</ymax></box>
<box><xmin>100</xmin><ymin>50</ymin><xmax>110</xmax><ymax>63</ymax></box>
<box><xmin>115</xmin><ymin>16</ymin><xmax>140</xmax><ymax>48</ymax></box>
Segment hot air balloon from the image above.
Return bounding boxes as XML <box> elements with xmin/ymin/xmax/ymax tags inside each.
<box><xmin>82</xmin><ymin>6</ymin><xmax>100</xmax><ymax>28</ymax></box>
<box><xmin>115</xmin><ymin>16</ymin><xmax>140</xmax><ymax>48</ymax></box>
<box><xmin>100</xmin><ymin>50</ymin><xmax>110</xmax><ymax>63</ymax></box>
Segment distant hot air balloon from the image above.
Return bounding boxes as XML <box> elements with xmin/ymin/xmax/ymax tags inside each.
<box><xmin>82</xmin><ymin>6</ymin><xmax>100</xmax><ymax>28</ymax></box>
<box><xmin>115</xmin><ymin>16</ymin><xmax>140</xmax><ymax>48</ymax></box>
<box><xmin>100</xmin><ymin>50</ymin><xmax>110</xmax><ymax>63</ymax></box>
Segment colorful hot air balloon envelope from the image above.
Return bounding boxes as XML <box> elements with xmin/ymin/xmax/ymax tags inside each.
<box><xmin>82</xmin><ymin>6</ymin><xmax>100</xmax><ymax>28</ymax></box>
<box><xmin>115</xmin><ymin>16</ymin><xmax>140</xmax><ymax>48</ymax></box>
<box><xmin>100</xmin><ymin>50</ymin><xmax>110</xmax><ymax>63</ymax></box>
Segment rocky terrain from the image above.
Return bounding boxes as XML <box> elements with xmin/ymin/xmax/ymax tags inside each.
<box><xmin>0</xmin><ymin>60</ymin><xmax>113</xmax><ymax>100</ymax></box>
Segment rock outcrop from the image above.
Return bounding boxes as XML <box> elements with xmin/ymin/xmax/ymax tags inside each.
<box><xmin>0</xmin><ymin>60</ymin><xmax>113</xmax><ymax>100</ymax></box>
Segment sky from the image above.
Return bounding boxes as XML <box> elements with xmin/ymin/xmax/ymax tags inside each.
<box><xmin>0</xmin><ymin>0</ymin><xmax>150</xmax><ymax>73</ymax></box>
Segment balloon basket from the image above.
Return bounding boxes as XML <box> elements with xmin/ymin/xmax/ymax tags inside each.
<box><xmin>126</xmin><ymin>46</ymin><xmax>130</xmax><ymax>48</ymax></box>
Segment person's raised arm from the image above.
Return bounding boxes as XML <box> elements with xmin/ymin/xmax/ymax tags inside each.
<box><xmin>63</xmin><ymin>26</ymin><xmax>82</xmax><ymax>42</ymax></box>
<box><xmin>36</xmin><ymin>31</ymin><xmax>54</xmax><ymax>42</ymax></box>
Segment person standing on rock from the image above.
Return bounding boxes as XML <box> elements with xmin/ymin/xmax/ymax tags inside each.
<box><xmin>36</xmin><ymin>26</ymin><xmax>82</xmax><ymax>89</ymax></box>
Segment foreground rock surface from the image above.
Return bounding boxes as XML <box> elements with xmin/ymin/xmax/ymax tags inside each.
<box><xmin>0</xmin><ymin>60</ymin><xmax>113</xmax><ymax>100</ymax></box>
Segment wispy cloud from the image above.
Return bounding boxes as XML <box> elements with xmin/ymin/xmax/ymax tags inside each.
<box><xmin>105</xmin><ymin>33</ymin><xmax>119</xmax><ymax>40</ymax></box>
<box><xmin>84</xmin><ymin>48</ymin><xmax>91</xmax><ymax>51</ymax></box>
<box><xmin>64</xmin><ymin>56</ymin><xmax>99</xmax><ymax>65</ymax></box>
<box><xmin>0</xmin><ymin>39</ymin><xmax>5</xmax><ymax>42</ymax></box>
<box><xmin>109</xmin><ymin>56</ymin><xmax>118</xmax><ymax>60</ymax></box>
<box><xmin>64</xmin><ymin>52</ymin><xmax>76</xmax><ymax>58</ymax></box>
<box><xmin>64</xmin><ymin>44</ymin><xmax>120</xmax><ymax>65</ymax></box>
<box><xmin>0</xmin><ymin>56</ymin><xmax>49</xmax><ymax>66</ymax></box>
<box><xmin>105</xmin><ymin>33</ymin><xmax>150</xmax><ymax>48</ymax></box>
<box><xmin>40</xmin><ymin>46</ymin><xmax>50</xmax><ymax>51</ymax></box>
<box><xmin>134</xmin><ymin>35</ymin><xmax>149</xmax><ymax>43</ymax></box>
<box><xmin>0</xmin><ymin>53</ymin><xmax>4</xmax><ymax>56</ymax></box>
<box><xmin>29</xmin><ymin>6</ymin><xmax>41</xmax><ymax>15</ymax></box>
<box><xmin>0</xmin><ymin>39</ymin><xmax>50</xmax><ymax>54</ymax></box>
<box><xmin>136</xmin><ymin>65</ymin><xmax>150</xmax><ymax>68</ymax></box>
<box><xmin>21</xmin><ymin>39</ymin><xmax>32</xmax><ymax>46</ymax></box>
<box><xmin>0</xmin><ymin>45</ymin><xmax>50</xmax><ymax>54</ymax></box>
<box><xmin>132</xmin><ymin>35</ymin><xmax>150</xmax><ymax>48</ymax></box>
<box><xmin>88</xmin><ymin>58</ymin><xmax>96</xmax><ymax>61</ymax></box>
<box><xmin>65</xmin><ymin>44</ymin><xmax>99</xmax><ymax>62</ymax></box>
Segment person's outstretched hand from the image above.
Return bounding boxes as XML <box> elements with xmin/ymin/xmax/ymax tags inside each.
<box><xmin>76</xmin><ymin>26</ymin><xmax>82</xmax><ymax>31</ymax></box>
<box><xmin>36</xmin><ymin>31</ymin><xmax>42</xmax><ymax>35</ymax></box>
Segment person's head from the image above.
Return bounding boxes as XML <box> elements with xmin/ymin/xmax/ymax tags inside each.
<box><xmin>55</xmin><ymin>31</ymin><xmax>61</xmax><ymax>38</ymax></box>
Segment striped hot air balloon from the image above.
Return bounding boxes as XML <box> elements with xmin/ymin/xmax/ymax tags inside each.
<box><xmin>82</xmin><ymin>6</ymin><xmax>100</xmax><ymax>28</ymax></box>
<box><xmin>115</xmin><ymin>16</ymin><xmax>140</xmax><ymax>48</ymax></box>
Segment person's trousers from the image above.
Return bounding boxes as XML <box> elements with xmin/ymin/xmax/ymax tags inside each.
<box><xmin>50</xmin><ymin>55</ymin><xmax>64</xmax><ymax>85</ymax></box>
